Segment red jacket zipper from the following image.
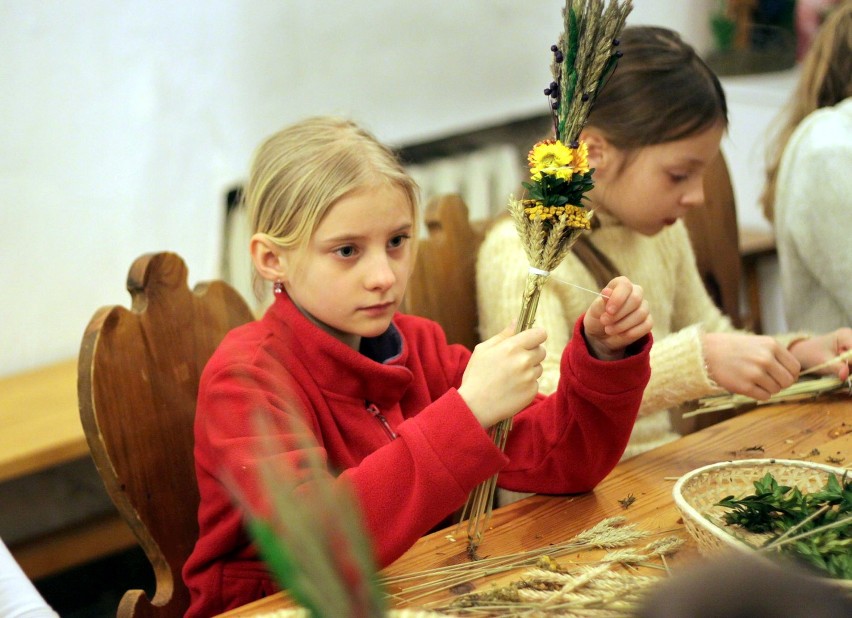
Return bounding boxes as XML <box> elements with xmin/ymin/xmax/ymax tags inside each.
<box><xmin>366</xmin><ymin>402</ymin><xmax>397</xmax><ymax>441</ymax></box>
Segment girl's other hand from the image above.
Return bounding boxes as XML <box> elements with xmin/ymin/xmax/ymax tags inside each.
<box><xmin>582</xmin><ymin>276</ymin><xmax>652</xmax><ymax>361</ymax></box>
<box><xmin>458</xmin><ymin>323</ymin><xmax>547</xmax><ymax>428</ymax></box>
<box><xmin>789</xmin><ymin>328</ymin><xmax>852</xmax><ymax>381</ymax></box>
<box><xmin>702</xmin><ymin>332</ymin><xmax>800</xmax><ymax>400</ymax></box>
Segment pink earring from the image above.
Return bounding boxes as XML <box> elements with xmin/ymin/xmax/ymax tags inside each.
<box><xmin>273</xmin><ymin>281</ymin><xmax>284</xmax><ymax>295</ymax></box>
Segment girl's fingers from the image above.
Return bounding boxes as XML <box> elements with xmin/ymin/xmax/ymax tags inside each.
<box><xmin>746</xmin><ymin>382</ymin><xmax>774</xmax><ymax>401</ymax></box>
<box><xmin>605</xmin><ymin>287</ymin><xmax>643</xmax><ymax>321</ymax></box>
<box><xmin>478</xmin><ymin>322</ymin><xmax>516</xmax><ymax>350</ymax></box>
<box><xmin>763</xmin><ymin>362</ymin><xmax>796</xmax><ymax>393</ymax></box>
<box><xmin>586</xmin><ymin>295</ymin><xmax>608</xmax><ymax>320</ymax></box>
<box><xmin>512</xmin><ymin>327</ymin><xmax>547</xmax><ymax>350</ymax></box>
<box><xmin>604</xmin><ymin>301</ymin><xmax>649</xmax><ymax>335</ymax></box>
<box><xmin>778</xmin><ymin>351</ymin><xmax>801</xmax><ymax>378</ymax></box>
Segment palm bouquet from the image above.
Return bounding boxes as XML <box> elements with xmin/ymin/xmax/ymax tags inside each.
<box><xmin>460</xmin><ymin>0</ymin><xmax>633</xmax><ymax>555</ymax></box>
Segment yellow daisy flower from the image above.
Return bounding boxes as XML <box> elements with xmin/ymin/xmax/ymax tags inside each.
<box><xmin>528</xmin><ymin>140</ymin><xmax>575</xmax><ymax>181</ymax></box>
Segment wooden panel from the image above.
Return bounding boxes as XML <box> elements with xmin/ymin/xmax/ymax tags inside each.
<box><xmin>11</xmin><ymin>512</ymin><xmax>137</xmax><ymax>581</ymax></box>
<box><xmin>402</xmin><ymin>195</ymin><xmax>485</xmax><ymax>350</ymax></box>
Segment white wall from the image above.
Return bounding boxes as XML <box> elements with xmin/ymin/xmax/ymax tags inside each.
<box><xmin>4</xmin><ymin>0</ymin><xmax>770</xmax><ymax>377</ymax></box>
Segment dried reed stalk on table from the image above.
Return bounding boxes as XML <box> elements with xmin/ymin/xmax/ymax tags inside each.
<box><xmin>385</xmin><ymin>517</ymin><xmax>682</xmax><ymax>616</ymax></box>
<box><xmin>459</xmin><ymin>0</ymin><xmax>633</xmax><ymax>557</ymax></box>
<box><xmin>684</xmin><ymin>350</ymin><xmax>852</xmax><ymax>418</ymax></box>
<box><xmin>250</xmin><ymin>517</ymin><xmax>682</xmax><ymax>617</ymax></box>
<box><xmin>684</xmin><ymin>375</ymin><xmax>852</xmax><ymax>418</ymax></box>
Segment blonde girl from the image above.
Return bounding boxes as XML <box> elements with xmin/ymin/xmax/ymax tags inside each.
<box><xmin>182</xmin><ymin>116</ymin><xmax>654</xmax><ymax>616</ymax></box>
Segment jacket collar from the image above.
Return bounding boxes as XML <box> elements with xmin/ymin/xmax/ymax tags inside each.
<box><xmin>263</xmin><ymin>293</ymin><xmax>413</xmax><ymax>408</ymax></box>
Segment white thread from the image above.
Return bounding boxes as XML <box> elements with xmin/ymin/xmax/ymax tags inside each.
<box><xmin>528</xmin><ymin>266</ymin><xmax>610</xmax><ymax>298</ymax></box>
<box><xmin>550</xmin><ymin>275</ymin><xmax>610</xmax><ymax>299</ymax></box>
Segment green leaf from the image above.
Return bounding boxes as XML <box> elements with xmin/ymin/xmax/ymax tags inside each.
<box><xmin>716</xmin><ymin>471</ymin><xmax>852</xmax><ymax>581</ymax></box>
<box><xmin>247</xmin><ymin>518</ymin><xmax>325</xmax><ymax>617</ymax></box>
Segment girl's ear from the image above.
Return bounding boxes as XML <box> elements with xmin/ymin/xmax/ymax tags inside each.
<box><xmin>250</xmin><ymin>233</ymin><xmax>288</xmax><ymax>283</ymax></box>
<box><xmin>580</xmin><ymin>128</ymin><xmax>609</xmax><ymax>171</ymax></box>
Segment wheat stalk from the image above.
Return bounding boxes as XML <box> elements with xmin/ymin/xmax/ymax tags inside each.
<box><xmin>227</xmin><ymin>410</ymin><xmax>386</xmax><ymax>618</ymax></box>
<box><xmin>384</xmin><ymin>516</ymin><xmax>682</xmax><ymax>615</ymax></box>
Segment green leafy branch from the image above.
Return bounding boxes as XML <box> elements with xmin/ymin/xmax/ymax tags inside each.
<box><xmin>716</xmin><ymin>472</ymin><xmax>852</xmax><ymax>580</ymax></box>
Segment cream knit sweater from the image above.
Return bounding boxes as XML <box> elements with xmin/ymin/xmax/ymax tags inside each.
<box><xmin>477</xmin><ymin>212</ymin><xmax>734</xmax><ymax>460</ymax></box>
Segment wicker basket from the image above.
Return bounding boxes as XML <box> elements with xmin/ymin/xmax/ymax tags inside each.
<box><xmin>673</xmin><ymin>458</ymin><xmax>851</xmax><ymax>586</ymax></box>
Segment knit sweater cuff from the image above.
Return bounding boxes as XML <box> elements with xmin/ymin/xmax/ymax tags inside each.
<box><xmin>641</xmin><ymin>324</ymin><xmax>720</xmax><ymax>416</ymax></box>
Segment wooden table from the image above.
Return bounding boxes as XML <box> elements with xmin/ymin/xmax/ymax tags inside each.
<box><xmin>0</xmin><ymin>359</ymin><xmax>89</xmax><ymax>482</ymax></box>
<box><xmin>219</xmin><ymin>394</ymin><xmax>852</xmax><ymax>617</ymax></box>
<box><xmin>0</xmin><ymin>358</ymin><xmax>136</xmax><ymax>578</ymax></box>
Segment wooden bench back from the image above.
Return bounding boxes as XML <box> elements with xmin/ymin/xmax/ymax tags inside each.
<box><xmin>684</xmin><ymin>151</ymin><xmax>743</xmax><ymax>327</ymax></box>
<box><xmin>402</xmin><ymin>194</ymin><xmax>486</xmax><ymax>350</ymax></box>
<box><xmin>78</xmin><ymin>252</ymin><xmax>254</xmax><ymax>618</ymax></box>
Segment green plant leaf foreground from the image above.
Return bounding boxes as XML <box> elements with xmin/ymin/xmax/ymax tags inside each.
<box><xmin>716</xmin><ymin>472</ymin><xmax>852</xmax><ymax>580</ymax></box>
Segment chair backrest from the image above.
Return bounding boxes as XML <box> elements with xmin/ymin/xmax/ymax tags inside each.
<box><xmin>78</xmin><ymin>252</ymin><xmax>255</xmax><ymax>618</ymax></box>
<box><xmin>683</xmin><ymin>151</ymin><xmax>743</xmax><ymax>328</ymax></box>
<box><xmin>401</xmin><ymin>194</ymin><xmax>485</xmax><ymax>350</ymax></box>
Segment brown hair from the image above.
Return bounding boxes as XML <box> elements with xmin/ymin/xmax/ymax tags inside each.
<box><xmin>762</xmin><ymin>1</ymin><xmax>852</xmax><ymax>221</ymax></box>
<box><xmin>244</xmin><ymin>116</ymin><xmax>420</xmax><ymax>298</ymax></box>
<box><xmin>584</xmin><ymin>26</ymin><xmax>728</xmax><ymax>150</ymax></box>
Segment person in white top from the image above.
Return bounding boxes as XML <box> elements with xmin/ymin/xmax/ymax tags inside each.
<box><xmin>762</xmin><ymin>2</ymin><xmax>852</xmax><ymax>332</ymax></box>
<box><xmin>0</xmin><ymin>538</ymin><xmax>59</xmax><ymax>618</ymax></box>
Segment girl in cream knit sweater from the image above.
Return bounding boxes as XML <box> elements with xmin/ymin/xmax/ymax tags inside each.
<box><xmin>478</xmin><ymin>26</ymin><xmax>852</xmax><ymax>461</ymax></box>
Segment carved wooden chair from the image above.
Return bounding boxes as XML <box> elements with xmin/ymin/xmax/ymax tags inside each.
<box><xmin>401</xmin><ymin>194</ymin><xmax>486</xmax><ymax>350</ymax></box>
<box><xmin>683</xmin><ymin>151</ymin><xmax>743</xmax><ymax>327</ymax></box>
<box><xmin>78</xmin><ymin>252</ymin><xmax>255</xmax><ymax>618</ymax></box>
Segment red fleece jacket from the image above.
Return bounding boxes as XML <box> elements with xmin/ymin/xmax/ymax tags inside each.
<box><xmin>182</xmin><ymin>293</ymin><xmax>651</xmax><ymax>616</ymax></box>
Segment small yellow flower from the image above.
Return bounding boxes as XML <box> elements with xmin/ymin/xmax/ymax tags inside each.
<box><xmin>573</xmin><ymin>141</ymin><xmax>590</xmax><ymax>175</ymax></box>
<box><xmin>528</xmin><ymin>140</ymin><xmax>575</xmax><ymax>181</ymax></box>
<box><xmin>522</xmin><ymin>201</ymin><xmax>591</xmax><ymax>229</ymax></box>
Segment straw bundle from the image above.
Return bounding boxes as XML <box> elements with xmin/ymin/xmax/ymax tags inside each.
<box><xmin>386</xmin><ymin>517</ymin><xmax>681</xmax><ymax>616</ymax></box>
<box><xmin>460</xmin><ymin>0</ymin><xmax>633</xmax><ymax>556</ymax></box>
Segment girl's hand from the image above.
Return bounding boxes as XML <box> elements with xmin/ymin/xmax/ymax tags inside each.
<box><xmin>458</xmin><ymin>323</ymin><xmax>547</xmax><ymax>428</ymax></box>
<box><xmin>702</xmin><ymin>332</ymin><xmax>800</xmax><ymax>400</ymax></box>
<box><xmin>789</xmin><ymin>328</ymin><xmax>852</xmax><ymax>381</ymax></box>
<box><xmin>583</xmin><ymin>276</ymin><xmax>652</xmax><ymax>361</ymax></box>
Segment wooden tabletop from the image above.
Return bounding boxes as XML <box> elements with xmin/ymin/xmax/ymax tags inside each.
<box><xmin>218</xmin><ymin>393</ymin><xmax>852</xmax><ymax>617</ymax></box>
<box><xmin>0</xmin><ymin>358</ymin><xmax>86</xmax><ymax>482</ymax></box>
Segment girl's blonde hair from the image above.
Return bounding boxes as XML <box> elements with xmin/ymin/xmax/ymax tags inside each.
<box><xmin>762</xmin><ymin>1</ymin><xmax>852</xmax><ymax>222</ymax></box>
<box><xmin>244</xmin><ymin>116</ymin><xmax>420</xmax><ymax>299</ymax></box>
